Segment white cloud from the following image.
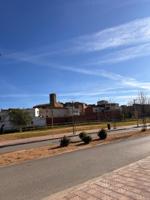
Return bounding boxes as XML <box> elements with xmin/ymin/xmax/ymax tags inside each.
<box><xmin>60</xmin><ymin>66</ymin><xmax>150</xmax><ymax>91</ymax></box>
<box><xmin>3</xmin><ymin>17</ymin><xmax>150</xmax><ymax>64</ymax></box>
<box><xmin>59</xmin><ymin>88</ymin><xmax>138</xmax><ymax>98</ymax></box>
<box><xmin>58</xmin><ymin>87</ymin><xmax>123</xmax><ymax>97</ymax></box>
<box><xmin>72</xmin><ymin>17</ymin><xmax>150</xmax><ymax>53</ymax></box>
<box><xmin>0</xmin><ymin>79</ymin><xmax>19</xmax><ymax>92</ymax></box>
<box><xmin>1</xmin><ymin>17</ymin><xmax>150</xmax><ymax>101</ymax></box>
<box><xmin>0</xmin><ymin>87</ymin><xmax>139</xmax><ymax>103</ymax></box>
<box><xmin>0</xmin><ymin>94</ymin><xmax>48</xmax><ymax>98</ymax></box>
<box><xmin>87</xmin><ymin>42</ymin><xmax>150</xmax><ymax>65</ymax></box>
<box><xmin>5</xmin><ymin>42</ymin><xmax>150</xmax><ymax>67</ymax></box>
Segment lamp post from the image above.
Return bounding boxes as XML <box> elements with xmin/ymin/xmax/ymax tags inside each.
<box><xmin>133</xmin><ymin>99</ymin><xmax>139</xmax><ymax>127</ymax></box>
<box><xmin>72</xmin><ymin>101</ymin><xmax>76</xmax><ymax>135</ymax></box>
<box><xmin>51</xmin><ymin>108</ymin><xmax>54</xmax><ymax>128</ymax></box>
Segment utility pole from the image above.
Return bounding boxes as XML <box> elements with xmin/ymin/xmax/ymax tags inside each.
<box><xmin>72</xmin><ymin>101</ymin><xmax>76</xmax><ymax>135</ymax></box>
<box><xmin>51</xmin><ymin>108</ymin><xmax>54</xmax><ymax>128</ymax></box>
<box><xmin>133</xmin><ymin>99</ymin><xmax>139</xmax><ymax>127</ymax></box>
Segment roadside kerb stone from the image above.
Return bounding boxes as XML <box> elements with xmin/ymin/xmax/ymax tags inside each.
<box><xmin>44</xmin><ymin>156</ymin><xmax>150</xmax><ymax>200</ymax></box>
<box><xmin>0</xmin><ymin>124</ymin><xmax>145</xmax><ymax>148</ymax></box>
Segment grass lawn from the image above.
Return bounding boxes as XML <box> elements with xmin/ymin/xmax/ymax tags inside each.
<box><xmin>0</xmin><ymin>119</ymin><xmax>147</xmax><ymax>142</ymax></box>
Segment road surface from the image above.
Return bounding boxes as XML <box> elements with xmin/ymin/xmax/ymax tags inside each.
<box><xmin>0</xmin><ymin>135</ymin><xmax>150</xmax><ymax>200</ymax></box>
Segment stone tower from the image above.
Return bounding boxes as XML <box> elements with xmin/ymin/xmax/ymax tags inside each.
<box><xmin>49</xmin><ymin>93</ymin><xmax>63</xmax><ymax>108</ymax></box>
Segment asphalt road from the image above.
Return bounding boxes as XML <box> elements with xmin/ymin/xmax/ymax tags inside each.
<box><xmin>0</xmin><ymin>125</ymin><xmax>145</xmax><ymax>154</ymax></box>
<box><xmin>0</xmin><ymin>135</ymin><xmax>150</xmax><ymax>200</ymax></box>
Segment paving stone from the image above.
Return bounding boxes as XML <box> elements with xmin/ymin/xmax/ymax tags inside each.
<box><xmin>45</xmin><ymin>156</ymin><xmax>150</xmax><ymax>200</ymax></box>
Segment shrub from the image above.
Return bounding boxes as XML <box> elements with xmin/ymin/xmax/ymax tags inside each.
<box><xmin>141</xmin><ymin>127</ymin><xmax>147</xmax><ymax>132</ymax></box>
<box><xmin>79</xmin><ymin>132</ymin><xmax>87</xmax><ymax>140</ymax></box>
<box><xmin>98</xmin><ymin>129</ymin><xmax>107</xmax><ymax>140</ymax></box>
<box><xmin>60</xmin><ymin>136</ymin><xmax>70</xmax><ymax>147</ymax></box>
<box><xmin>82</xmin><ymin>135</ymin><xmax>92</xmax><ymax>144</ymax></box>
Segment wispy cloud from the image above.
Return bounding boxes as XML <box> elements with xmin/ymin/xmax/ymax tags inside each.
<box><xmin>59</xmin><ymin>88</ymin><xmax>138</xmax><ymax>98</ymax></box>
<box><xmin>0</xmin><ymin>94</ymin><xmax>48</xmax><ymax>98</ymax></box>
<box><xmin>4</xmin><ymin>42</ymin><xmax>150</xmax><ymax>67</ymax></box>
<box><xmin>1</xmin><ymin>17</ymin><xmax>150</xmax><ymax>103</ymax></box>
<box><xmin>3</xmin><ymin>17</ymin><xmax>150</xmax><ymax>64</ymax></box>
<box><xmin>0</xmin><ymin>87</ymin><xmax>138</xmax><ymax>101</ymax></box>
<box><xmin>0</xmin><ymin>79</ymin><xmax>19</xmax><ymax>92</ymax></box>
<box><xmin>58</xmin><ymin>87</ymin><xmax>123</xmax><ymax>97</ymax></box>
<box><xmin>60</xmin><ymin>66</ymin><xmax>150</xmax><ymax>91</ymax></box>
<box><xmin>72</xmin><ymin>17</ymin><xmax>150</xmax><ymax>53</ymax></box>
<box><xmin>86</xmin><ymin>42</ymin><xmax>150</xmax><ymax>66</ymax></box>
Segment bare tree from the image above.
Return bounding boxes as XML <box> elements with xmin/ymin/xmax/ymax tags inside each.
<box><xmin>129</xmin><ymin>92</ymin><xmax>150</xmax><ymax>130</ymax></box>
<box><xmin>72</xmin><ymin>101</ymin><xmax>76</xmax><ymax>135</ymax></box>
<box><xmin>132</xmin><ymin>99</ymin><xmax>139</xmax><ymax>127</ymax></box>
<box><xmin>136</xmin><ymin>92</ymin><xmax>149</xmax><ymax>130</ymax></box>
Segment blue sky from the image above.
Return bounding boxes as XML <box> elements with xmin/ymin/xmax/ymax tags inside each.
<box><xmin>0</xmin><ymin>0</ymin><xmax>150</xmax><ymax>108</ymax></box>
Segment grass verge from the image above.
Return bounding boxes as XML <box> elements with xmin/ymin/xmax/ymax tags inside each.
<box><xmin>0</xmin><ymin>129</ymin><xmax>150</xmax><ymax>167</ymax></box>
<box><xmin>0</xmin><ymin>120</ymin><xmax>142</xmax><ymax>142</ymax></box>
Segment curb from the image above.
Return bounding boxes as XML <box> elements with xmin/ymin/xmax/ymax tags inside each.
<box><xmin>0</xmin><ymin>125</ymin><xmax>144</xmax><ymax>148</ymax></box>
<box><xmin>43</xmin><ymin>156</ymin><xmax>150</xmax><ymax>200</ymax></box>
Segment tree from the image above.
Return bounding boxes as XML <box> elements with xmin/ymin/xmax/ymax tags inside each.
<box><xmin>138</xmin><ymin>92</ymin><xmax>148</xmax><ymax>130</ymax></box>
<box><xmin>134</xmin><ymin>92</ymin><xmax>150</xmax><ymax>130</ymax></box>
<box><xmin>9</xmin><ymin>109</ymin><xmax>32</xmax><ymax>132</ymax></box>
<box><xmin>129</xmin><ymin>92</ymin><xmax>150</xmax><ymax>130</ymax></box>
<box><xmin>129</xmin><ymin>99</ymin><xmax>139</xmax><ymax>127</ymax></box>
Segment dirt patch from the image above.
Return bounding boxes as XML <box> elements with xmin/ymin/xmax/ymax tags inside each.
<box><xmin>0</xmin><ymin>130</ymin><xmax>150</xmax><ymax>167</ymax></box>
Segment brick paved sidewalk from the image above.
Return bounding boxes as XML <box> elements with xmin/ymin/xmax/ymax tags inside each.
<box><xmin>44</xmin><ymin>156</ymin><xmax>150</xmax><ymax>200</ymax></box>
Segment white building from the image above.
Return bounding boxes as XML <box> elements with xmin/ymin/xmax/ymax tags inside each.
<box><xmin>34</xmin><ymin>93</ymin><xmax>81</xmax><ymax>119</ymax></box>
<box><xmin>0</xmin><ymin>109</ymin><xmax>12</xmax><ymax>131</ymax></box>
<box><xmin>0</xmin><ymin>108</ymin><xmax>46</xmax><ymax>132</ymax></box>
<box><xmin>38</xmin><ymin>106</ymin><xmax>80</xmax><ymax>118</ymax></box>
<box><xmin>38</xmin><ymin>108</ymin><xmax>68</xmax><ymax>118</ymax></box>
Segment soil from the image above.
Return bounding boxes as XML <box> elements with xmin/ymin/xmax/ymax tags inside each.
<box><xmin>0</xmin><ymin>129</ymin><xmax>150</xmax><ymax>167</ymax></box>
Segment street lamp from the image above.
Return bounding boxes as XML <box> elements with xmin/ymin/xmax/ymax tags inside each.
<box><xmin>133</xmin><ymin>99</ymin><xmax>139</xmax><ymax>127</ymax></box>
<box><xmin>51</xmin><ymin>108</ymin><xmax>54</xmax><ymax>128</ymax></box>
<box><xmin>72</xmin><ymin>101</ymin><xmax>76</xmax><ymax>135</ymax></box>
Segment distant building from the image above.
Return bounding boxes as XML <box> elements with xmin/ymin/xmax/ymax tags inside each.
<box><xmin>0</xmin><ymin>93</ymin><xmax>124</xmax><ymax>131</ymax></box>
<box><xmin>97</xmin><ymin>100</ymin><xmax>120</xmax><ymax>111</ymax></box>
<box><xmin>34</xmin><ymin>93</ymin><xmax>63</xmax><ymax>109</ymax></box>
<box><xmin>97</xmin><ymin>100</ymin><xmax>109</xmax><ymax>105</ymax></box>
<box><xmin>64</xmin><ymin>102</ymin><xmax>87</xmax><ymax>115</ymax></box>
<box><xmin>34</xmin><ymin>93</ymin><xmax>85</xmax><ymax>119</ymax></box>
<box><xmin>0</xmin><ymin>108</ymin><xmax>46</xmax><ymax>132</ymax></box>
<box><xmin>34</xmin><ymin>93</ymin><xmax>68</xmax><ymax>118</ymax></box>
<box><xmin>85</xmin><ymin>100</ymin><xmax>121</xmax><ymax>121</ymax></box>
<box><xmin>121</xmin><ymin>103</ymin><xmax>150</xmax><ymax>119</ymax></box>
